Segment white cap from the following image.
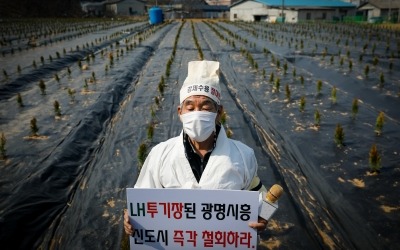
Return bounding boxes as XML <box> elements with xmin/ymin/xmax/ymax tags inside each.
<box><xmin>179</xmin><ymin>61</ymin><xmax>221</xmax><ymax>105</ymax></box>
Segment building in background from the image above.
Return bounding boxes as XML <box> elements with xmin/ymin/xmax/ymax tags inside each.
<box><xmin>147</xmin><ymin>0</ymin><xmax>229</xmax><ymax>19</ymax></box>
<box><xmin>358</xmin><ymin>0</ymin><xmax>400</xmax><ymax>23</ymax></box>
<box><xmin>81</xmin><ymin>1</ymin><xmax>108</xmax><ymax>16</ymax></box>
<box><xmin>81</xmin><ymin>0</ymin><xmax>146</xmax><ymax>17</ymax></box>
<box><xmin>205</xmin><ymin>0</ymin><xmax>234</xmax><ymax>5</ymax></box>
<box><xmin>106</xmin><ymin>0</ymin><xmax>146</xmax><ymax>16</ymax></box>
<box><xmin>230</xmin><ymin>0</ymin><xmax>356</xmax><ymax>23</ymax></box>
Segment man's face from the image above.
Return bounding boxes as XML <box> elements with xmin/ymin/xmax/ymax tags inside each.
<box><xmin>178</xmin><ymin>95</ymin><xmax>223</xmax><ymax>122</ymax></box>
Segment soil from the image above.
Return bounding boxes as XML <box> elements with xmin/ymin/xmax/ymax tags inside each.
<box><xmin>0</xmin><ymin>19</ymin><xmax>399</xmax><ymax>250</ymax></box>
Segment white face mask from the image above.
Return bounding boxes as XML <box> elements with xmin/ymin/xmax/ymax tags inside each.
<box><xmin>181</xmin><ymin>111</ymin><xmax>217</xmax><ymax>142</ymax></box>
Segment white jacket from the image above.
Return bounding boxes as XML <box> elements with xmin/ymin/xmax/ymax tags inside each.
<box><xmin>135</xmin><ymin>126</ymin><xmax>258</xmax><ymax>190</ymax></box>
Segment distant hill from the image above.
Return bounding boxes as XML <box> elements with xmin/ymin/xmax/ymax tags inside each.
<box><xmin>0</xmin><ymin>0</ymin><xmax>83</xmax><ymax>18</ymax></box>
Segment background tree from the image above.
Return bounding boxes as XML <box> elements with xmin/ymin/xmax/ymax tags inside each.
<box><xmin>0</xmin><ymin>0</ymin><xmax>83</xmax><ymax>18</ymax></box>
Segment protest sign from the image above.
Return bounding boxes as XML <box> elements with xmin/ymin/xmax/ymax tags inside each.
<box><xmin>126</xmin><ymin>188</ymin><xmax>259</xmax><ymax>249</ymax></box>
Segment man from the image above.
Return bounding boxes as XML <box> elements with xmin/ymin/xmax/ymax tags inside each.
<box><xmin>124</xmin><ymin>60</ymin><xmax>268</xmax><ymax>235</ymax></box>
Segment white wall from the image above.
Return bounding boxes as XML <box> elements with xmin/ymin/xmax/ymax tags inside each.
<box><xmin>230</xmin><ymin>1</ymin><xmax>268</xmax><ymax>21</ymax></box>
<box><xmin>112</xmin><ymin>0</ymin><xmax>146</xmax><ymax>16</ymax></box>
<box><xmin>283</xmin><ymin>10</ymin><xmax>299</xmax><ymax>23</ymax></box>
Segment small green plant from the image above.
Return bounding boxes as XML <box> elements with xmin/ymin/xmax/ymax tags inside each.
<box><xmin>83</xmin><ymin>79</ymin><xmax>89</xmax><ymax>91</ymax></box>
<box><xmin>17</xmin><ymin>93</ymin><xmax>24</xmax><ymax>107</ymax></box>
<box><xmin>68</xmin><ymin>88</ymin><xmax>76</xmax><ymax>102</ymax></box>
<box><xmin>54</xmin><ymin>73</ymin><xmax>60</xmax><ymax>83</ymax></box>
<box><xmin>373</xmin><ymin>56</ymin><xmax>379</xmax><ymax>66</ymax></box>
<box><xmin>362</xmin><ymin>43</ymin><xmax>368</xmax><ymax>52</ymax></box>
<box><xmin>147</xmin><ymin>123</ymin><xmax>154</xmax><ymax>140</ymax></box>
<box><xmin>348</xmin><ymin>60</ymin><xmax>353</xmax><ymax>71</ymax></box>
<box><xmin>300</xmin><ymin>75</ymin><xmax>304</xmax><ymax>86</ymax></box>
<box><xmin>54</xmin><ymin>100</ymin><xmax>61</xmax><ymax>117</ymax></box>
<box><xmin>292</xmin><ymin>68</ymin><xmax>296</xmax><ymax>77</ymax></box>
<box><xmin>285</xmin><ymin>84</ymin><xmax>291</xmax><ymax>101</ymax></box>
<box><xmin>299</xmin><ymin>96</ymin><xmax>306</xmax><ymax>112</ymax></box>
<box><xmin>274</xmin><ymin>78</ymin><xmax>280</xmax><ymax>92</ymax></box>
<box><xmin>30</xmin><ymin>117</ymin><xmax>39</xmax><ymax>136</ymax></box>
<box><xmin>369</xmin><ymin>144</ymin><xmax>381</xmax><ymax>173</ymax></box>
<box><xmin>90</xmin><ymin>71</ymin><xmax>96</xmax><ymax>83</ymax></box>
<box><xmin>331</xmin><ymin>86</ymin><xmax>337</xmax><ymax>104</ymax></box>
<box><xmin>158</xmin><ymin>76</ymin><xmax>166</xmax><ymax>95</ymax></box>
<box><xmin>154</xmin><ymin>96</ymin><xmax>160</xmax><ymax>107</ymax></box>
<box><xmin>67</xmin><ymin>67</ymin><xmax>71</xmax><ymax>76</ymax></box>
<box><xmin>316</xmin><ymin>80</ymin><xmax>322</xmax><ymax>95</ymax></box>
<box><xmin>0</xmin><ymin>132</ymin><xmax>6</xmax><ymax>160</ymax></box>
<box><xmin>352</xmin><ymin>98</ymin><xmax>359</xmax><ymax>120</ymax></box>
<box><xmin>364</xmin><ymin>65</ymin><xmax>369</xmax><ymax>77</ymax></box>
<box><xmin>38</xmin><ymin>80</ymin><xmax>46</xmax><ymax>95</ymax></box>
<box><xmin>334</xmin><ymin>123</ymin><xmax>344</xmax><ymax>147</ymax></box>
<box><xmin>375</xmin><ymin>111</ymin><xmax>384</xmax><ymax>135</ymax></box>
<box><xmin>269</xmin><ymin>72</ymin><xmax>274</xmax><ymax>83</ymax></box>
<box><xmin>166</xmin><ymin>58</ymin><xmax>173</xmax><ymax>77</ymax></box>
<box><xmin>137</xmin><ymin>142</ymin><xmax>148</xmax><ymax>169</ymax></box>
<box><xmin>314</xmin><ymin>109</ymin><xmax>321</xmax><ymax>127</ymax></box>
<box><xmin>283</xmin><ymin>62</ymin><xmax>288</xmax><ymax>74</ymax></box>
<box><xmin>109</xmin><ymin>53</ymin><xmax>114</xmax><ymax>66</ymax></box>
<box><xmin>379</xmin><ymin>72</ymin><xmax>384</xmax><ymax>88</ymax></box>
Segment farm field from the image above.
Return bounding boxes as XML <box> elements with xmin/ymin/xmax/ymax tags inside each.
<box><xmin>0</xmin><ymin>19</ymin><xmax>399</xmax><ymax>249</ymax></box>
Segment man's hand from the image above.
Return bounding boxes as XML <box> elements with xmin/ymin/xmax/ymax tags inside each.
<box><xmin>248</xmin><ymin>216</ymin><xmax>268</xmax><ymax>232</ymax></box>
<box><xmin>124</xmin><ymin>209</ymin><xmax>134</xmax><ymax>235</ymax></box>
